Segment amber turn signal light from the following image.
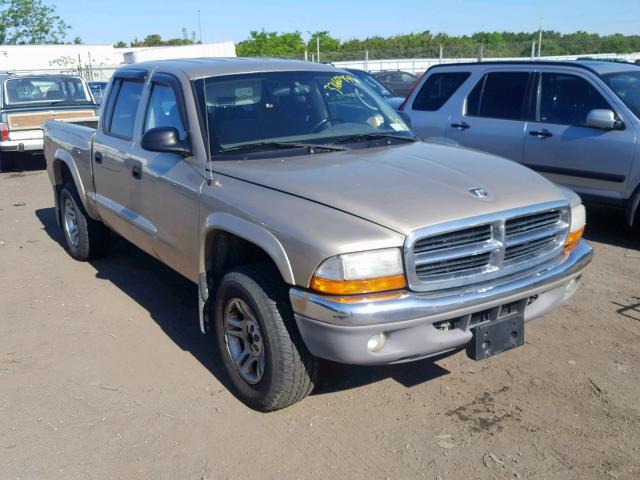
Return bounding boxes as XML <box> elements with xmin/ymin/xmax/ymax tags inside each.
<box><xmin>564</xmin><ymin>226</ymin><xmax>585</xmax><ymax>254</ymax></box>
<box><xmin>310</xmin><ymin>274</ymin><xmax>406</xmax><ymax>295</ymax></box>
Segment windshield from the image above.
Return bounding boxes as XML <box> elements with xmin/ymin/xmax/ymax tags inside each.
<box><xmin>199</xmin><ymin>70</ymin><xmax>412</xmax><ymax>156</ymax></box>
<box><xmin>603</xmin><ymin>71</ymin><xmax>640</xmax><ymax>119</ymax></box>
<box><xmin>4</xmin><ymin>76</ymin><xmax>92</xmax><ymax>106</ymax></box>
<box><xmin>347</xmin><ymin>70</ymin><xmax>393</xmax><ymax>98</ymax></box>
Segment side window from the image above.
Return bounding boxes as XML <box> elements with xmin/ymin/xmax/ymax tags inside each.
<box><xmin>466</xmin><ymin>72</ymin><xmax>530</xmax><ymax>120</ymax></box>
<box><xmin>412</xmin><ymin>72</ymin><xmax>470</xmax><ymax>111</ymax></box>
<box><xmin>144</xmin><ymin>84</ymin><xmax>186</xmax><ymax>138</ymax></box>
<box><xmin>400</xmin><ymin>72</ymin><xmax>416</xmax><ymax>82</ymax></box>
<box><xmin>108</xmin><ymin>79</ymin><xmax>144</xmax><ymax>139</ymax></box>
<box><xmin>539</xmin><ymin>73</ymin><xmax>611</xmax><ymax>126</ymax></box>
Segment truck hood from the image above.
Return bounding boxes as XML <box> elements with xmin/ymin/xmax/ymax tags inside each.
<box><xmin>211</xmin><ymin>142</ymin><xmax>567</xmax><ymax>235</ymax></box>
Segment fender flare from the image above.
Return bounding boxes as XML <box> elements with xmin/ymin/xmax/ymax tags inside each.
<box><xmin>198</xmin><ymin>212</ymin><xmax>295</xmax><ymax>333</ymax></box>
<box><xmin>51</xmin><ymin>148</ymin><xmax>99</xmax><ymax>221</ymax></box>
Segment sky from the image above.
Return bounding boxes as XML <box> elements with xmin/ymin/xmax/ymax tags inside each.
<box><xmin>54</xmin><ymin>0</ymin><xmax>640</xmax><ymax>45</ymax></box>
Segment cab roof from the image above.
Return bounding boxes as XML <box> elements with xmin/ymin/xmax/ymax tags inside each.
<box><xmin>430</xmin><ymin>59</ymin><xmax>640</xmax><ymax>76</ymax></box>
<box><xmin>116</xmin><ymin>57</ymin><xmax>342</xmax><ymax>80</ymax></box>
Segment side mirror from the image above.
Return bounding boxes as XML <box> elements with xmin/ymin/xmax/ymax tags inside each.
<box><xmin>585</xmin><ymin>109</ymin><xmax>622</xmax><ymax>130</ymax></box>
<box><xmin>141</xmin><ymin>127</ymin><xmax>192</xmax><ymax>157</ymax></box>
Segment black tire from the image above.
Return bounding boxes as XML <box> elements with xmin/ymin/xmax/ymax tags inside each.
<box><xmin>213</xmin><ymin>264</ymin><xmax>318</xmax><ymax>411</ymax></box>
<box><xmin>59</xmin><ymin>183</ymin><xmax>110</xmax><ymax>260</ymax></box>
<box><xmin>0</xmin><ymin>153</ymin><xmax>14</xmax><ymax>172</ymax></box>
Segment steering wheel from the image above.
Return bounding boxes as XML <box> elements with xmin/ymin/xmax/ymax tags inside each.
<box><xmin>355</xmin><ymin>88</ymin><xmax>379</xmax><ymax>111</ymax></box>
<box><xmin>311</xmin><ymin>118</ymin><xmax>332</xmax><ymax>133</ymax></box>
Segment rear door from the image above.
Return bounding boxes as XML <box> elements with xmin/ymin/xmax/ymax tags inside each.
<box><xmin>446</xmin><ymin>69</ymin><xmax>532</xmax><ymax>162</ymax></box>
<box><xmin>92</xmin><ymin>70</ymin><xmax>146</xmax><ymax>239</ymax></box>
<box><xmin>405</xmin><ymin>70</ymin><xmax>471</xmax><ymax>139</ymax></box>
<box><xmin>522</xmin><ymin>69</ymin><xmax>636</xmax><ymax>200</ymax></box>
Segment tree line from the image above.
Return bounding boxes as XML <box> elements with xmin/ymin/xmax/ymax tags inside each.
<box><xmin>2</xmin><ymin>0</ymin><xmax>640</xmax><ymax>62</ymax></box>
<box><xmin>237</xmin><ymin>30</ymin><xmax>640</xmax><ymax>61</ymax></box>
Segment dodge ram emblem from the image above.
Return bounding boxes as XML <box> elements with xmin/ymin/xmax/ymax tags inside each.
<box><xmin>469</xmin><ymin>187</ymin><xmax>488</xmax><ymax>198</ymax></box>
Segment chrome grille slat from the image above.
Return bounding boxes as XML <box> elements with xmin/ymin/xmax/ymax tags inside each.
<box><xmin>405</xmin><ymin>202</ymin><xmax>571</xmax><ymax>292</ymax></box>
<box><xmin>504</xmin><ymin>234</ymin><xmax>558</xmax><ymax>262</ymax></box>
<box><xmin>414</xmin><ymin>239</ymin><xmax>501</xmax><ymax>264</ymax></box>
<box><xmin>414</xmin><ymin>224</ymin><xmax>492</xmax><ymax>254</ymax></box>
<box><xmin>416</xmin><ymin>252</ymin><xmax>492</xmax><ymax>276</ymax></box>
<box><xmin>505</xmin><ymin>223</ymin><xmax>566</xmax><ymax>247</ymax></box>
<box><xmin>505</xmin><ymin>210</ymin><xmax>561</xmax><ymax>236</ymax></box>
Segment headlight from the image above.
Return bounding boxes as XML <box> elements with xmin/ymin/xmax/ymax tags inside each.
<box><xmin>310</xmin><ymin>248</ymin><xmax>406</xmax><ymax>295</ymax></box>
<box><xmin>564</xmin><ymin>204</ymin><xmax>586</xmax><ymax>254</ymax></box>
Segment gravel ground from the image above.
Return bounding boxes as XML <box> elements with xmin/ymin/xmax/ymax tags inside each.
<box><xmin>1</xmin><ymin>169</ymin><xmax>640</xmax><ymax>480</ymax></box>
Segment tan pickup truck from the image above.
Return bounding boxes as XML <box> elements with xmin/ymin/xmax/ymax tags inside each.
<box><xmin>43</xmin><ymin>59</ymin><xmax>592</xmax><ymax>410</ymax></box>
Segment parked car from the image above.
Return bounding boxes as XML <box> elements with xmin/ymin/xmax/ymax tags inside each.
<box><xmin>44</xmin><ymin>58</ymin><xmax>592</xmax><ymax>411</ymax></box>
<box><xmin>372</xmin><ymin>70</ymin><xmax>419</xmax><ymax>97</ymax></box>
<box><xmin>344</xmin><ymin>68</ymin><xmax>405</xmax><ymax>109</ymax></box>
<box><xmin>88</xmin><ymin>81</ymin><xmax>109</xmax><ymax>105</ymax></box>
<box><xmin>400</xmin><ymin>60</ymin><xmax>640</xmax><ymax>229</ymax></box>
<box><xmin>0</xmin><ymin>73</ymin><xmax>98</xmax><ymax>171</ymax></box>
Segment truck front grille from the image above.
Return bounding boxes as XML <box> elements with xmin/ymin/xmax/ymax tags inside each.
<box><xmin>405</xmin><ymin>202</ymin><xmax>570</xmax><ymax>292</ymax></box>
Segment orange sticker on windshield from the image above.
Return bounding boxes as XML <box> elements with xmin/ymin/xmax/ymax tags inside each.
<box><xmin>324</xmin><ymin>75</ymin><xmax>356</xmax><ymax>94</ymax></box>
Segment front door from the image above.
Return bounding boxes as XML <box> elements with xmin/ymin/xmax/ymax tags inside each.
<box><xmin>128</xmin><ymin>74</ymin><xmax>203</xmax><ymax>281</ymax></box>
<box><xmin>522</xmin><ymin>71</ymin><xmax>636</xmax><ymax>200</ymax></box>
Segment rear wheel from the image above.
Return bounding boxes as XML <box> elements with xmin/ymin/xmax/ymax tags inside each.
<box><xmin>213</xmin><ymin>264</ymin><xmax>318</xmax><ymax>411</ymax></box>
<box><xmin>59</xmin><ymin>183</ymin><xmax>110</xmax><ymax>260</ymax></box>
<box><xmin>0</xmin><ymin>153</ymin><xmax>14</xmax><ymax>172</ymax></box>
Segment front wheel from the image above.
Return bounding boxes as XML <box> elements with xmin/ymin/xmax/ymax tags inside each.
<box><xmin>213</xmin><ymin>264</ymin><xmax>318</xmax><ymax>411</ymax></box>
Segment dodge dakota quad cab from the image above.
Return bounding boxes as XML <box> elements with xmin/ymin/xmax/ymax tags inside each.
<box><xmin>44</xmin><ymin>59</ymin><xmax>593</xmax><ymax>411</ymax></box>
<box><xmin>0</xmin><ymin>73</ymin><xmax>98</xmax><ymax>171</ymax></box>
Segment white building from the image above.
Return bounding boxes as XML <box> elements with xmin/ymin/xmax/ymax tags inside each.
<box><xmin>0</xmin><ymin>42</ymin><xmax>237</xmax><ymax>80</ymax></box>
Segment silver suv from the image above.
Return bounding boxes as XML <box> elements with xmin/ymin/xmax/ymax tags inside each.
<box><xmin>400</xmin><ymin>61</ymin><xmax>640</xmax><ymax>227</ymax></box>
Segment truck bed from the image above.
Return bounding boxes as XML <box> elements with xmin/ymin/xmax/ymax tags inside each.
<box><xmin>43</xmin><ymin>120</ymin><xmax>97</xmax><ymax>202</ymax></box>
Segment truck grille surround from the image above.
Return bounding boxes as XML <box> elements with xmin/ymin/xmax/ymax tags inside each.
<box><xmin>404</xmin><ymin>202</ymin><xmax>571</xmax><ymax>292</ymax></box>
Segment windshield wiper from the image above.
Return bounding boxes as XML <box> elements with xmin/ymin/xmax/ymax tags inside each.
<box><xmin>331</xmin><ymin>133</ymin><xmax>417</xmax><ymax>144</ymax></box>
<box><xmin>220</xmin><ymin>142</ymin><xmax>346</xmax><ymax>154</ymax></box>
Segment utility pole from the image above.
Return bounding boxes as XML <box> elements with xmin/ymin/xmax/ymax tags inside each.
<box><xmin>538</xmin><ymin>18</ymin><xmax>543</xmax><ymax>59</ymax></box>
<box><xmin>531</xmin><ymin>41</ymin><xmax>536</xmax><ymax>60</ymax></box>
<box><xmin>316</xmin><ymin>35</ymin><xmax>320</xmax><ymax>63</ymax></box>
<box><xmin>198</xmin><ymin>10</ymin><xmax>202</xmax><ymax>43</ymax></box>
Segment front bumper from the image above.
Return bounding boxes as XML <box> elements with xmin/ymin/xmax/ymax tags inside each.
<box><xmin>290</xmin><ymin>240</ymin><xmax>593</xmax><ymax>365</ymax></box>
<box><xmin>0</xmin><ymin>138</ymin><xmax>43</xmax><ymax>152</ymax></box>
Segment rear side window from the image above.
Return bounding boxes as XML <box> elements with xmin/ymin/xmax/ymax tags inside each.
<box><xmin>107</xmin><ymin>79</ymin><xmax>144</xmax><ymax>139</ymax></box>
<box><xmin>412</xmin><ymin>72</ymin><xmax>470</xmax><ymax>111</ymax></box>
<box><xmin>538</xmin><ymin>73</ymin><xmax>610</xmax><ymax>126</ymax></box>
<box><xmin>466</xmin><ymin>72</ymin><xmax>530</xmax><ymax>120</ymax></box>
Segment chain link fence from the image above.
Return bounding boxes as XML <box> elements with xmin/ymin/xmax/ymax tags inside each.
<box><xmin>263</xmin><ymin>40</ymin><xmax>640</xmax><ymax>74</ymax></box>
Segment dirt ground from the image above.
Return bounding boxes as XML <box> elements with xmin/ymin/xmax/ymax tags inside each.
<box><xmin>1</xmin><ymin>168</ymin><xmax>639</xmax><ymax>480</ymax></box>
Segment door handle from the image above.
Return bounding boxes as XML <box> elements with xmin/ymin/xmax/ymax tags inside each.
<box><xmin>94</xmin><ymin>152</ymin><xmax>103</xmax><ymax>164</ymax></box>
<box><xmin>131</xmin><ymin>164</ymin><xmax>142</xmax><ymax>180</ymax></box>
<box><xmin>451</xmin><ymin>122</ymin><xmax>470</xmax><ymax>130</ymax></box>
<box><xmin>529</xmin><ymin>129</ymin><xmax>553</xmax><ymax>139</ymax></box>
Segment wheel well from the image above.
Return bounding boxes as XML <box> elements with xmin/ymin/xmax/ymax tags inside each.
<box><xmin>202</xmin><ymin>231</ymin><xmax>285</xmax><ymax>332</ymax></box>
<box><xmin>53</xmin><ymin>160</ymin><xmax>73</xmax><ymax>223</ymax></box>
<box><xmin>53</xmin><ymin>159</ymin><xmax>73</xmax><ymax>187</ymax></box>
<box><xmin>204</xmin><ymin>230</ymin><xmax>284</xmax><ymax>292</ymax></box>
